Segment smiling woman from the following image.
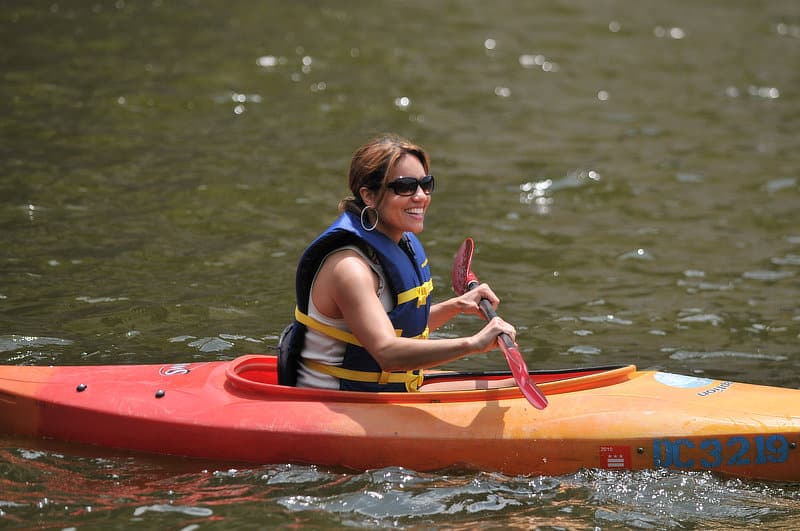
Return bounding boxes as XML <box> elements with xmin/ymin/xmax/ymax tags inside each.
<box><xmin>279</xmin><ymin>134</ymin><xmax>518</xmax><ymax>392</ymax></box>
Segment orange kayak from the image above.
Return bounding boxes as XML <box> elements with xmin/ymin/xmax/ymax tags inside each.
<box><xmin>0</xmin><ymin>354</ymin><xmax>798</xmax><ymax>481</ymax></box>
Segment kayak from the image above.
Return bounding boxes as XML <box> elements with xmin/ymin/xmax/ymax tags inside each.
<box><xmin>0</xmin><ymin>354</ymin><xmax>798</xmax><ymax>481</ymax></box>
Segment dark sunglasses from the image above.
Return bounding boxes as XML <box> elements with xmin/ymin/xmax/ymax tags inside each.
<box><xmin>385</xmin><ymin>175</ymin><xmax>435</xmax><ymax>196</ymax></box>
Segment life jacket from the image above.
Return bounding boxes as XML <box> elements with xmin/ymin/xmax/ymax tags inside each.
<box><xmin>279</xmin><ymin>211</ymin><xmax>433</xmax><ymax>391</ymax></box>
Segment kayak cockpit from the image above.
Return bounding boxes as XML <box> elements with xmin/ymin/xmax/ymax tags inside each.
<box><xmin>225</xmin><ymin>355</ymin><xmax>637</xmax><ymax>403</ymax></box>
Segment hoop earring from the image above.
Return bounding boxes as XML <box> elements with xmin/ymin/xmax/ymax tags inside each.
<box><xmin>360</xmin><ymin>206</ymin><xmax>379</xmax><ymax>231</ymax></box>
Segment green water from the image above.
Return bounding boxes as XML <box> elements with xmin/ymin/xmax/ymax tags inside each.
<box><xmin>1</xmin><ymin>1</ymin><xmax>799</xmax><ymax>528</ymax></box>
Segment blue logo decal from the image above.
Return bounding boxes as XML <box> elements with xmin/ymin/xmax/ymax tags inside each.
<box><xmin>654</xmin><ymin>372</ymin><xmax>713</xmax><ymax>389</ymax></box>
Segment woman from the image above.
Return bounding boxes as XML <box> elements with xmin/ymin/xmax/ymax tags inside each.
<box><xmin>280</xmin><ymin>134</ymin><xmax>516</xmax><ymax>392</ymax></box>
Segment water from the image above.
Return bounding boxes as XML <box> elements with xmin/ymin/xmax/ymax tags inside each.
<box><xmin>1</xmin><ymin>0</ymin><xmax>799</xmax><ymax>527</ymax></box>
<box><xmin>2</xmin><ymin>444</ymin><xmax>800</xmax><ymax>529</ymax></box>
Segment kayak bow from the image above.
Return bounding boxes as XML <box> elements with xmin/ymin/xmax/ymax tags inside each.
<box><xmin>0</xmin><ymin>355</ymin><xmax>798</xmax><ymax>481</ymax></box>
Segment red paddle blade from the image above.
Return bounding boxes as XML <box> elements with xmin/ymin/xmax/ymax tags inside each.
<box><xmin>452</xmin><ymin>238</ymin><xmax>477</xmax><ymax>295</ymax></box>
<box><xmin>500</xmin><ymin>345</ymin><xmax>549</xmax><ymax>410</ymax></box>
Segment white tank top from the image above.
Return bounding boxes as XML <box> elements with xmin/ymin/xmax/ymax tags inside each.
<box><xmin>296</xmin><ymin>245</ymin><xmax>393</xmax><ymax>389</ymax></box>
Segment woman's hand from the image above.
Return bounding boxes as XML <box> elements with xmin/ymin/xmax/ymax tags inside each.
<box><xmin>470</xmin><ymin>315</ymin><xmax>516</xmax><ymax>353</ymax></box>
<box><xmin>454</xmin><ymin>282</ymin><xmax>500</xmax><ymax>317</ymax></box>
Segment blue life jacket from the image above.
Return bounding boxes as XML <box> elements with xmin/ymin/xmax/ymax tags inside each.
<box><xmin>282</xmin><ymin>211</ymin><xmax>433</xmax><ymax>391</ymax></box>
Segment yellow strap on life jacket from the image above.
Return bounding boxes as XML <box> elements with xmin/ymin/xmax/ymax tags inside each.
<box><xmin>302</xmin><ymin>359</ymin><xmax>424</xmax><ymax>392</ymax></box>
<box><xmin>295</xmin><ymin>307</ymin><xmax>363</xmax><ymax>346</ymax></box>
<box><xmin>294</xmin><ymin>307</ymin><xmax>429</xmax><ymax>346</ymax></box>
<box><xmin>396</xmin><ymin>279</ymin><xmax>434</xmax><ymax>308</ymax></box>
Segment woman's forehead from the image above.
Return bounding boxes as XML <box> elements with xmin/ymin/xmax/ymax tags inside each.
<box><xmin>389</xmin><ymin>153</ymin><xmax>425</xmax><ymax>177</ymax></box>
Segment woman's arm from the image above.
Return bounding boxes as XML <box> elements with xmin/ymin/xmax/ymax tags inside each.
<box><xmin>312</xmin><ymin>250</ymin><xmax>514</xmax><ymax>372</ymax></box>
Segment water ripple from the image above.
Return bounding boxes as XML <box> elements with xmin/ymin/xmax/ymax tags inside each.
<box><xmin>579</xmin><ymin>314</ymin><xmax>634</xmax><ymax>326</ymax></box>
<box><xmin>278</xmin><ymin>468</ymin><xmax>538</xmax><ymax>521</ymax></box>
<box><xmin>272</xmin><ymin>465</ymin><xmax>800</xmax><ymax>528</ymax></box>
<box><xmin>567</xmin><ymin>345</ymin><xmax>602</xmax><ymax>355</ymax></box>
<box><xmin>582</xmin><ymin>468</ymin><xmax>800</xmax><ymax>526</ymax></box>
<box><xmin>765</xmin><ymin>177</ymin><xmax>797</xmax><ymax>193</ymax></box>
<box><xmin>519</xmin><ymin>169</ymin><xmax>601</xmax><ymax>213</ymax></box>
<box><xmin>187</xmin><ymin>337</ymin><xmax>234</xmax><ymax>353</ymax></box>
<box><xmin>742</xmin><ymin>270</ymin><xmax>795</xmax><ymax>281</ymax></box>
<box><xmin>619</xmin><ymin>248</ymin><xmax>654</xmax><ymax>261</ymax></box>
<box><xmin>771</xmin><ymin>254</ymin><xmax>800</xmax><ymax>266</ymax></box>
<box><xmin>168</xmin><ymin>333</ymin><xmax>263</xmax><ymax>353</ymax></box>
<box><xmin>132</xmin><ymin>504</ymin><xmax>213</xmax><ymax>517</ymax></box>
<box><xmin>0</xmin><ymin>335</ymin><xmax>73</xmax><ymax>353</ymax></box>
<box><xmin>669</xmin><ymin>350</ymin><xmax>787</xmax><ymax>362</ymax></box>
<box><xmin>677</xmin><ymin>279</ymin><xmax>735</xmax><ymax>292</ymax></box>
<box><xmin>677</xmin><ymin>313</ymin><xmax>724</xmax><ymax>325</ymax></box>
<box><xmin>75</xmin><ymin>296</ymin><xmax>129</xmax><ymax>304</ymax></box>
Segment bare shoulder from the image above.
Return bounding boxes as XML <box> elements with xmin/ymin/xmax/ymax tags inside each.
<box><xmin>314</xmin><ymin>249</ymin><xmax>379</xmax><ymax>312</ymax></box>
<box><xmin>319</xmin><ymin>248</ymin><xmax>375</xmax><ymax>283</ymax></box>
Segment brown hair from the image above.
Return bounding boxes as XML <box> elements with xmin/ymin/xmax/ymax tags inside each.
<box><xmin>338</xmin><ymin>134</ymin><xmax>430</xmax><ymax>216</ymax></box>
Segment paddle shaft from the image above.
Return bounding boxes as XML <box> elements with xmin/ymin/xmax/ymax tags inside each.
<box><xmin>467</xmin><ymin>279</ymin><xmax>548</xmax><ymax>409</ymax></box>
<box><xmin>469</xmin><ymin>280</ymin><xmax>516</xmax><ymax>350</ymax></box>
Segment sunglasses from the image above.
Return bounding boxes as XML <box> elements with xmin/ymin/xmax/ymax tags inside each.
<box><xmin>385</xmin><ymin>175</ymin><xmax>435</xmax><ymax>196</ymax></box>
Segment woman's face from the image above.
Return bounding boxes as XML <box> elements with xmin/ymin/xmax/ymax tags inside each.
<box><xmin>364</xmin><ymin>153</ymin><xmax>431</xmax><ymax>242</ymax></box>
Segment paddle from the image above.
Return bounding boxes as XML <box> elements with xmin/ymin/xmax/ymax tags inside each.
<box><xmin>452</xmin><ymin>238</ymin><xmax>548</xmax><ymax>409</ymax></box>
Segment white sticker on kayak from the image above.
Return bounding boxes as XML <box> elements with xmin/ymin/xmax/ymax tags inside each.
<box><xmin>159</xmin><ymin>363</ymin><xmax>192</xmax><ymax>376</ymax></box>
<box><xmin>654</xmin><ymin>372</ymin><xmax>713</xmax><ymax>389</ymax></box>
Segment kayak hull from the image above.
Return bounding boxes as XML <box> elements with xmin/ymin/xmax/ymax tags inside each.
<box><xmin>1</xmin><ymin>355</ymin><xmax>798</xmax><ymax>481</ymax></box>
